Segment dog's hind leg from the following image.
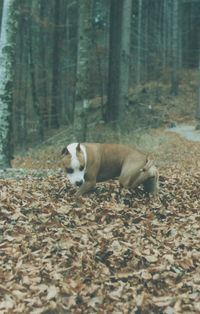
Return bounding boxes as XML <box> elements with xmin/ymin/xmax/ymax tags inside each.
<box><xmin>119</xmin><ymin>155</ymin><xmax>145</xmax><ymax>189</ymax></box>
<box><xmin>119</xmin><ymin>156</ymin><xmax>159</xmax><ymax>196</ymax></box>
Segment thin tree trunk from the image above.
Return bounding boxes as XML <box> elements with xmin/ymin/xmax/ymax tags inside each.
<box><xmin>162</xmin><ymin>0</ymin><xmax>168</xmax><ymax>69</ymax></box>
<box><xmin>163</xmin><ymin>0</ymin><xmax>173</xmax><ymax>71</ymax></box>
<box><xmin>171</xmin><ymin>0</ymin><xmax>179</xmax><ymax>95</ymax></box>
<box><xmin>143</xmin><ymin>3</ymin><xmax>148</xmax><ymax>81</ymax></box>
<box><xmin>0</xmin><ymin>1</ymin><xmax>3</xmax><ymax>30</ymax></box>
<box><xmin>28</xmin><ymin>3</ymin><xmax>44</xmax><ymax>141</ymax></box>
<box><xmin>118</xmin><ymin>0</ymin><xmax>132</xmax><ymax>131</ymax></box>
<box><xmin>73</xmin><ymin>0</ymin><xmax>92</xmax><ymax>142</ymax></box>
<box><xmin>39</xmin><ymin>0</ymin><xmax>48</xmax><ymax>129</ymax></box>
<box><xmin>51</xmin><ymin>0</ymin><xmax>61</xmax><ymax>129</ymax></box>
<box><xmin>15</xmin><ymin>11</ymin><xmax>28</xmax><ymax>152</ymax></box>
<box><xmin>136</xmin><ymin>0</ymin><xmax>142</xmax><ymax>85</ymax></box>
<box><xmin>0</xmin><ymin>0</ymin><xmax>18</xmax><ymax>168</ymax></box>
<box><xmin>178</xmin><ymin>4</ymin><xmax>182</xmax><ymax>69</ymax></box>
<box><xmin>196</xmin><ymin>52</ymin><xmax>200</xmax><ymax>129</ymax></box>
<box><xmin>106</xmin><ymin>0</ymin><xmax>122</xmax><ymax>124</ymax></box>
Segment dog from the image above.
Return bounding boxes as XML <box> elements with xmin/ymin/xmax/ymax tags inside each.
<box><xmin>61</xmin><ymin>143</ymin><xmax>159</xmax><ymax>197</ymax></box>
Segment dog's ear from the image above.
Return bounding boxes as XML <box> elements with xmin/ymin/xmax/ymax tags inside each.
<box><xmin>61</xmin><ymin>147</ymin><xmax>69</xmax><ymax>156</ymax></box>
<box><xmin>76</xmin><ymin>143</ymin><xmax>81</xmax><ymax>152</ymax></box>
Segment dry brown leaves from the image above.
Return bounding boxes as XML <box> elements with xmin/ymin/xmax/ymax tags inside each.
<box><xmin>0</xmin><ymin>158</ymin><xmax>200</xmax><ymax>314</ymax></box>
<box><xmin>1</xmin><ymin>133</ymin><xmax>200</xmax><ymax>313</ymax></box>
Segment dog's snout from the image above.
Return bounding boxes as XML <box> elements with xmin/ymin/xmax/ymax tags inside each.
<box><xmin>76</xmin><ymin>180</ymin><xmax>83</xmax><ymax>187</ymax></box>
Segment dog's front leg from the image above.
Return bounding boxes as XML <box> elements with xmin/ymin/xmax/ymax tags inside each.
<box><xmin>143</xmin><ymin>168</ymin><xmax>159</xmax><ymax>196</ymax></box>
<box><xmin>143</xmin><ymin>176</ymin><xmax>158</xmax><ymax>196</ymax></box>
<box><xmin>76</xmin><ymin>180</ymin><xmax>96</xmax><ymax>197</ymax></box>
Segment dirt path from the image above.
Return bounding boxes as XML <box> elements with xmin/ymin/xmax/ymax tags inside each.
<box><xmin>168</xmin><ymin>124</ymin><xmax>200</xmax><ymax>142</ymax></box>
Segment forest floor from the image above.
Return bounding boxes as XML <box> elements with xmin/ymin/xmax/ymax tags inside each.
<box><xmin>1</xmin><ymin>127</ymin><xmax>200</xmax><ymax>313</ymax></box>
<box><xmin>1</xmin><ymin>73</ymin><xmax>200</xmax><ymax>313</ymax></box>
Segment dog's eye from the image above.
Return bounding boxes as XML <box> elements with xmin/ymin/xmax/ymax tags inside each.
<box><xmin>66</xmin><ymin>168</ymin><xmax>74</xmax><ymax>174</ymax></box>
<box><xmin>79</xmin><ymin>165</ymin><xmax>84</xmax><ymax>171</ymax></box>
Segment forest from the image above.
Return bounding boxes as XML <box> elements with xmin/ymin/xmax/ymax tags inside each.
<box><xmin>0</xmin><ymin>0</ymin><xmax>200</xmax><ymax>313</ymax></box>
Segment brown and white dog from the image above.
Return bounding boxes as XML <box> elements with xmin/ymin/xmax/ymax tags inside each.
<box><xmin>61</xmin><ymin>143</ymin><xmax>159</xmax><ymax>197</ymax></box>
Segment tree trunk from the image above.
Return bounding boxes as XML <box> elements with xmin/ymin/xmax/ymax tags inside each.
<box><xmin>168</xmin><ymin>0</ymin><xmax>173</xmax><ymax>67</ymax></box>
<box><xmin>171</xmin><ymin>0</ymin><xmax>179</xmax><ymax>95</ymax></box>
<box><xmin>73</xmin><ymin>0</ymin><xmax>92</xmax><ymax>142</ymax></box>
<box><xmin>118</xmin><ymin>0</ymin><xmax>132</xmax><ymax>131</ymax></box>
<box><xmin>162</xmin><ymin>0</ymin><xmax>168</xmax><ymax>69</ymax></box>
<box><xmin>0</xmin><ymin>0</ymin><xmax>18</xmax><ymax>168</ymax></box>
<box><xmin>196</xmin><ymin>51</ymin><xmax>200</xmax><ymax>129</ymax></box>
<box><xmin>136</xmin><ymin>0</ymin><xmax>142</xmax><ymax>85</ymax></box>
<box><xmin>51</xmin><ymin>0</ymin><xmax>61</xmax><ymax>129</ymax></box>
<box><xmin>39</xmin><ymin>0</ymin><xmax>48</xmax><ymax>129</ymax></box>
<box><xmin>106</xmin><ymin>0</ymin><xmax>132</xmax><ymax>133</ymax></box>
<box><xmin>106</xmin><ymin>0</ymin><xmax>122</xmax><ymax>124</ymax></box>
<box><xmin>143</xmin><ymin>3</ymin><xmax>148</xmax><ymax>82</ymax></box>
<box><xmin>0</xmin><ymin>1</ymin><xmax>3</xmax><ymax>31</ymax></box>
<box><xmin>28</xmin><ymin>1</ymin><xmax>44</xmax><ymax>141</ymax></box>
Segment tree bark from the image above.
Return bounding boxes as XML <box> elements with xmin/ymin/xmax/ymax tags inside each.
<box><xmin>162</xmin><ymin>0</ymin><xmax>168</xmax><ymax>69</ymax></box>
<box><xmin>28</xmin><ymin>1</ymin><xmax>44</xmax><ymax>141</ymax></box>
<box><xmin>51</xmin><ymin>0</ymin><xmax>61</xmax><ymax>129</ymax></box>
<box><xmin>39</xmin><ymin>0</ymin><xmax>48</xmax><ymax>129</ymax></box>
<box><xmin>0</xmin><ymin>0</ymin><xmax>18</xmax><ymax>168</ymax></box>
<box><xmin>196</xmin><ymin>51</ymin><xmax>200</xmax><ymax>129</ymax></box>
<box><xmin>171</xmin><ymin>0</ymin><xmax>179</xmax><ymax>95</ymax></box>
<box><xmin>106</xmin><ymin>0</ymin><xmax>132</xmax><ymax>133</ymax></box>
<box><xmin>136</xmin><ymin>0</ymin><xmax>142</xmax><ymax>85</ymax></box>
<box><xmin>73</xmin><ymin>0</ymin><xmax>92</xmax><ymax>142</ymax></box>
<box><xmin>106</xmin><ymin>0</ymin><xmax>122</xmax><ymax>124</ymax></box>
<box><xmin>118</xmin><ymin>0</ymin><xmax>132</xmax><ymax>131</ymax></box>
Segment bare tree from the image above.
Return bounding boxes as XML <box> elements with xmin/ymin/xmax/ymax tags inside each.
<box><xmin>136</xmin><ymin>0</ymin><xmax>142</xmax><ymax>85</ymax></box>
<box><xmin>73</xmin><ymin>0</ymin><xmax>92</xmax><ymax>142</ymax></box>
<box><xmin>162</xmin><ymin>0</ymin><xmax>170</xmax><ymax>69</ymax></box>
<box><xmin>0</xmin><ymin>0</ymin><xmax>18</xmax><ymax>168</ymax></box>
<box><xmin>171</xmin><ymin>0</ymin><xmax>179</xmax><ymax>95</ymax></box>
<box><xmin>196</xmin><ymin>51</ymin><xmax>200</xmax><ymax>129</ymax></box>
<box><xmin>118</xmin><ymin>0</ymin><xmax>132</xmax><ymax>131</ymax></box>
<box><xmin>28</xmin><ymin>0</ymin><xmax>44</xmax><ymax>141</ymax></box>
<box><xmin>105</xmin><ymin>0</ymin><xmax>121</xmax><ymax>125</ymax></box>
<box><xmin>51</xmin><ymin>0</ymin><xmax>61</xmax><ymax>129</ymax></box>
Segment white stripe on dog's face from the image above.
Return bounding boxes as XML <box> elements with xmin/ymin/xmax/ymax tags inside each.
<box><xmin>66</xmin><ymin>143</ymin><xmax>87</xmax><ymax>186</ymax></box>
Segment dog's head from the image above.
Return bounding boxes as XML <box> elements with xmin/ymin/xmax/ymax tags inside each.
<box><xmin>61</xmin><ymin>143</ymin><xmax>86</xmax><ymax>187</ymax></box>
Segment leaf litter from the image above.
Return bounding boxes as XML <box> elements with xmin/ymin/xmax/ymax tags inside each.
<box><xmin>0</xmin><ymin>135</ymin><xmax>200</xmax><ymax>313</ymax></box>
